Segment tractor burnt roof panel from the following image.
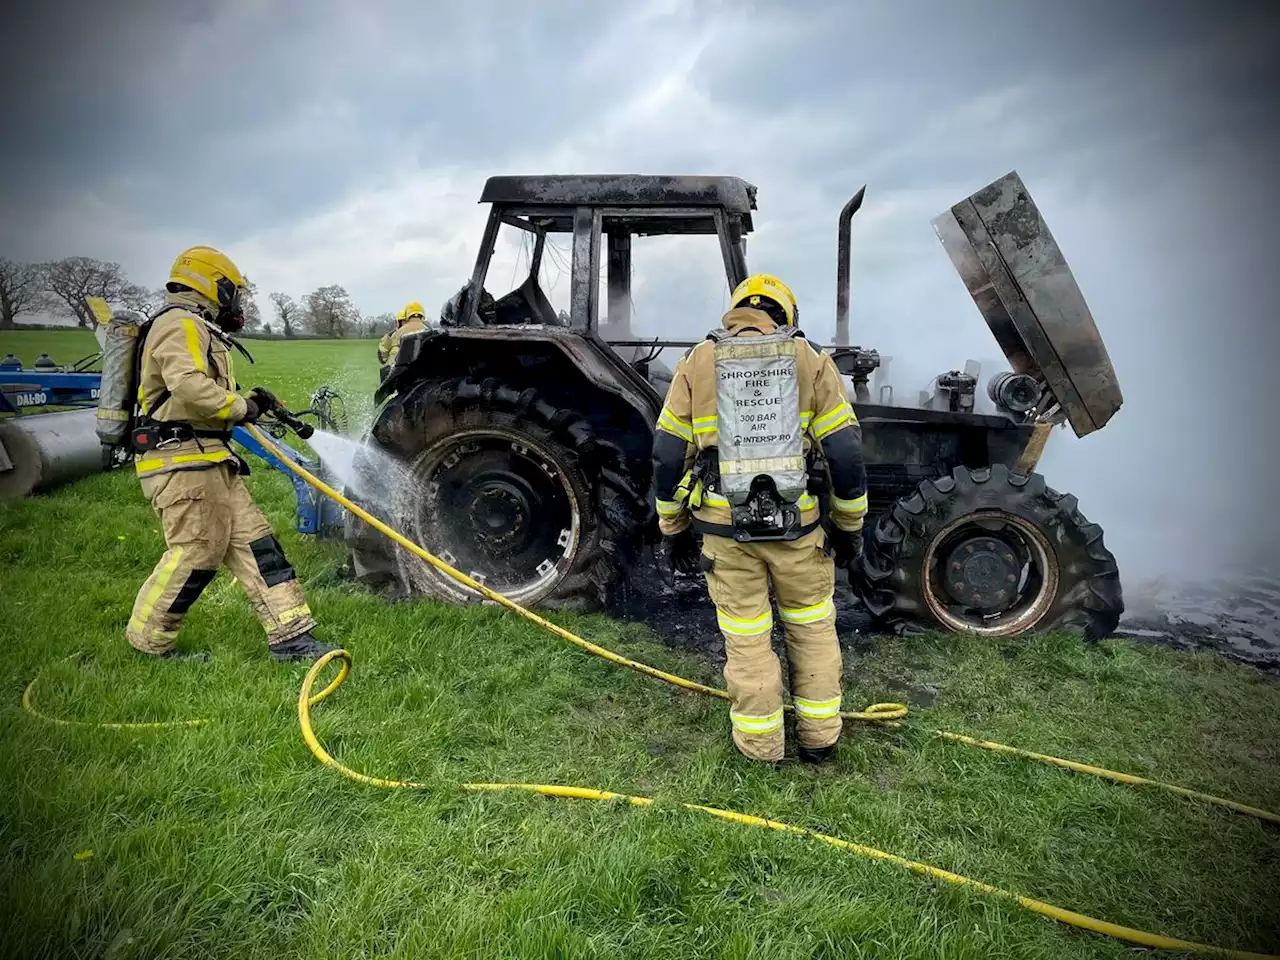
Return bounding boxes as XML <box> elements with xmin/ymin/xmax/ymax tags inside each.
<box><xmin>480</xmin><ymin>175</ymin><xmax>758</xmax><ymax>213</ymax></box>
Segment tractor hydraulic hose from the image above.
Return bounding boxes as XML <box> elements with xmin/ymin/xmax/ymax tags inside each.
<box><xmin>246</xmin><ymin>425</ymin><xmax>1280</xmax><ymax>827</ymax></box>
<box><xmin>299</xmin><ymin>649</ymin><xmax>1279</xmax><ymax>960</ymax></box>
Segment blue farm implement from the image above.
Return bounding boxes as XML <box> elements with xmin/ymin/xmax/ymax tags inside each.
<box><xmin>0</xmin><ymin>353</ymin><xmax>347</xmax><ymax>538</ymax></box>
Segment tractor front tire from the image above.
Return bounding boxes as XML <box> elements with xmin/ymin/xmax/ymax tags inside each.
<box><xmin>370</xmin><ymin>377</ymin><xmax>646</xmax><ymax>612</ymax></box>
<box><xmin>855</xmin><ymin>464</ymin><xmax>1123</xmax><ymax>640</ymax></box>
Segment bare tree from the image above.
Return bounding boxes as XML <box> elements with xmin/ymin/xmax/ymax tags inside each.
<box><xmin>39</xmin><ymin>257</ymin><xmax>143</xmax><ymax>327</ymax></box>
<box><xmin>269</xmin><ymin>292</ymin><xmax>302</xmax><ymax>339</ymax></box>
<box><xmin>120</xmin><ymin>284</ymin><xmax>164</xmax><ymax>313</ymax></box>
<box><xmin>303</xmin><ymin>284</ymin><xmax>355</xmax><ymax>338</ymax></box>
<box><xmin>240</xmin><ymin>276</ymin><xmax>263</xmax><ymax>331</ymax></box>
<box><xmin>0</xmin><ymin>258</ymin><xmax>43</xmax><ymax>329</ymax></box>
<box><xmin>369</xmin><ymin>311</ymin><xmax>397</xmax><ymax>339</ymax></box>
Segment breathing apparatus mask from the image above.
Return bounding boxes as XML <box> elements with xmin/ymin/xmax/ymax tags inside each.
<box><xmin>164</xmin><ymin>278</ymin><xmax>244</xmax><ymax>333</ymax></box>
<box><xmin>212</xmin><ymin>277</ymin><xmax>245</xmax><ymax>333</ymax></box>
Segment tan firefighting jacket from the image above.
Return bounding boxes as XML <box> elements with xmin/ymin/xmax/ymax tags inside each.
<box><xmin>654</xmin><ymin>307</ymin><xmax>868</xmax><ymax>537</ymax></box>
<box><xmin>134</xmin><ymin>290</ymin><xmax>248</xmax><ymax>477</ymax></box>
<box><xmin>379</xmin><ymin>317</ymin><xmax>428</xmax><ymax>367</ymax></box>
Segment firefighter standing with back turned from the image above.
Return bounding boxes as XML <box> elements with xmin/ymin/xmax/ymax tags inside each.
<box><xmin>377</xmin><ymin>301</ymin><xmax>429</xmax><ymax>380</ymax></box>
<box><xmin>651</xmin><ymin>275</ymin><xmax>869</xmax><ymax>764</ymax></box>
<box><xmin>126</xmin><ymin>245</ymin><xmax>334</xmax><ymax>663</ymax></box>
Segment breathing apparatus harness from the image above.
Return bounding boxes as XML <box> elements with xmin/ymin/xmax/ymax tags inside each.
<box><xmin>95</xmin><ymin>301</ymin><xmax>255</xmax><ymax>467</ymax></box>
<box><xmin>684</xmin><ymin>322</ymin><xmax>822</xmax><ymax>544</ymax></box>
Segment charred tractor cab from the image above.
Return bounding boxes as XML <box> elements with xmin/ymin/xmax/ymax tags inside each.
<box><xmin>347</xmin><ymin>172</ymin><xmax>1124</xmax><ymax>638</ymax></box>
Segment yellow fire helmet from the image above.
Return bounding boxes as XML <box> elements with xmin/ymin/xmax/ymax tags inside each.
<box><xmin>400</xmin><ymin>301</ymin><xmax>426</xmax><ymax>324</ymax></box>
<box><xmin>167</xmin><ymin>245</ymin><xmax>247</xmax><ymax>323</ymax></box>
<box><xmin>730</xmin><ymin>273</ymin><xmax>798</xmax><ymax>326</ymax></box>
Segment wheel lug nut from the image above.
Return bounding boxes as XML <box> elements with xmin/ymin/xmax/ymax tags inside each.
<box><xmin>1006</xmin><ymin>574</ymin><xmax>1016</xmax><ymax>583</ymax></box>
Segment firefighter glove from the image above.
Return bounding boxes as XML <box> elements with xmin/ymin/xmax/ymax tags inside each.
<box><xmin>657</xmin><ymin>528</ymin><xmax>700</xmax><ymax>585</ymax></box>
<box><xmin>249</xmin><ymin>386</ymin><xmax>280</xmax><ymax>414</ymax></box>
<box><xmin>242</xmin><ymin>398</ymin><xmax>262</xmax><ymax>423</ymax></box>
<box><xmin>830</xmin><ymin>527</ymin><xmax>864</xmax><ymax>575</ymax></box>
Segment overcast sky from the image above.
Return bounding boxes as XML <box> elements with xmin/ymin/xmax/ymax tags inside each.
<box><xmin>3</xmin><ymin>0</ymin><xmax>1279</xmax><ymax>587</ymax></box>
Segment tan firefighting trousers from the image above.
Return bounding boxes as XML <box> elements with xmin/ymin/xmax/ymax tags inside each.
<box><xmin>126</xmin><ymin>464</ymin><xmax>316</xmax><ymax>654</ymax></box>
<box><xmin>700</xmin><ymin>526</ymin><xmax>842</xmax><ymax>762</ymax></box>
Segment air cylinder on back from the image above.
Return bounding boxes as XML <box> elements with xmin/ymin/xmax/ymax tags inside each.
<box><xmin>0</xmin><ymin>409</ymin><xmax>105</xmax><ymax>499</ymax></box>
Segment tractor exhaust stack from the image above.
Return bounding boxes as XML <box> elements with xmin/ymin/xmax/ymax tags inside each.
<box><xmin>834</xmin><ymin>186</ymin><xmax>866</xmax><ymax>347</ymax></box>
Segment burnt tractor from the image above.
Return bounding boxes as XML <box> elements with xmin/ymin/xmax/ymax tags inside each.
<box><xmin>346</xmin><ymin>171</ymin><xmax>1124</xmax><ymax>638</ymax></box>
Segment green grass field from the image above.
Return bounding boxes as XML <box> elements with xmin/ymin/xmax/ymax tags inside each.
<box><xmin>2</xmin><ymin>330</ymin><xmax>1279</xmax><ymax>959</ymax></box>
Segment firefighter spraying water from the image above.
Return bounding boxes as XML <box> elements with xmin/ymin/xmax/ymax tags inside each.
<box><xmin>94</xmin><ymin>245</ymin><xmax>334</xmax><ymax>663</ymax></box>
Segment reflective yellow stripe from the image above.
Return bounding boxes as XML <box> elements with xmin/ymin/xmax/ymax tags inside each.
<box><xmin>128</xmin><ymin>547</ymin><xmax>185</xmax><ymax>633</ymax></box>
<box><xmin>716</xmin><ymin>608</ymin><xmax>773</xmax><ymax>636</ymax></box>
<box><xmin>701</xmin><ymin>491</ymin><xmax>818</xmax><ymax>511</ymax></box>
<box><xmin>698</xmin><ymin>494</ymin><xmax>817</xmax><ymax>510</ymax></box>
<box><xmin>279</xmin><ymin>604</ymin><xmax>311</xmax><ymax>624</ymax></box>
<box><xmin>778</xmin><ymin>596</ymin><xmax>836</xmax><ymax>625</ymax></box>
<box><xmin>656</xmin><ymin>498</ymin><xmax>684</xmax><ymax>518</ymax></box>
<box><xmin>657</xmin><ymin>408</ymin><xmax>692</xmax><ymax>442</ymax></box>
<box><xmin>832</xmin><ymin>493</ymin><xmax>868</xmax><ymax>516</ymax></box>
<box><xmin>794</xmin><ymin>695</ymin><xmax>842</xmax><ymax>720</ymax></box>
<box><xmin>693</xmin><ymin>415</ymin><xmax>718</xmax><ymax>435</ymax></box>
<box><xmin>812</xmin><ymin>402</ymin><xmax>855</xmax><ymax>440</ymax></box>
<box><xmin>214</xmin><ymin>393</ymin><xmax>239</xmax><ymax>419</ymax></box>
<box><xmin>135</xmin><ymin>451</ymin><xmax>233</xmax><ymax>474</ymax></box>
<box><xmin>730</xmin><ymin>707</ymin><xmax>784</xmax><ymax>734</ymax></box>
<box><xmin>96</xmin><ymin>409</ymin><xmax>129</xmax><ymax>421</ymax></box>
<box><xmin>182</xmin><ymin>319</ymin><xmax>207</xmax><ymax>374</ymax></box>
<box><xmin>801</xmin><ymin>409</ymin><xmax>813</xmax><ymax>427</ymax></box>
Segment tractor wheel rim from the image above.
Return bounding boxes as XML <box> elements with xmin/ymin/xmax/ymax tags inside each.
<box><xmin>922</xmin><ymin>509</ymin><xmax>1058</xmax><ymax>637</ymax></box>
<box><xmin>405</xmin><ymin>428</ymin><xmax>582</xmax><ymax>604</ymax></box>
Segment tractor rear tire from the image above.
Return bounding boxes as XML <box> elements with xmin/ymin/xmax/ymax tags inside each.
<box><xmin>369</xmin><ymin>377</ymin><xmax>647</xmax><ymax>612</ymax></box>
<box><xmin>855</xmin><ymin>463</ymin><xmax>1123</xmax><ymax>640</ymax></box>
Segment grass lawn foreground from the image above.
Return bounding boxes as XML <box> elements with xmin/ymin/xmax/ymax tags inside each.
<box><xmin>2</xmin><ymin>330</ymin><xmax>1278</xmax><ymax>959</ymax></box>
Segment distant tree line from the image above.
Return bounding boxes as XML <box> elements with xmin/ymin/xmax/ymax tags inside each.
<box><xmin>0</xmin><ymin>256</ymin><xmax>394</xmax><ymax>339</ymax></box>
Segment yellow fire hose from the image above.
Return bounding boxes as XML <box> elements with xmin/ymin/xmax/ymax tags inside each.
<box><xmin>244</xmin><ymin>426</ymin><xmax>1280</xmax><ymax>828</ymax></box>
<box><xmin>18</xmin><ymin>422</ymin><xmax>1279</xmax><ymax>959</ymax></box>
<box><xmin>300</xmin><ymin>649</ymin><xmax>1275</xmax><ymax>960</ymax></box>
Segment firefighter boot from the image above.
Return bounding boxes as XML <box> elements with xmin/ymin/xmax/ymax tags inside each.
<box><xmin>269</xmin><ymin>632</ymin><xmax>336</xmax><ymax>663</ymax></box>
<box><xmin>797</xmin><ymin>743</ymin><xmax>836</xmax><ymax>765</ymax></box>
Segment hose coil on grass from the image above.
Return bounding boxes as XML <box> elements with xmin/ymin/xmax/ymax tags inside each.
<box><xmin>18</xmin><ymin>424</ymin><xmax>1279</xmax><ymax>959</ymax></box>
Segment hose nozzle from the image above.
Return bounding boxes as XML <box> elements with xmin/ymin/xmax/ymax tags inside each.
<box><xmin>271</xmin><ymin>407</ymin><xmax>315</xmax><ymax>440</ymax></box>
